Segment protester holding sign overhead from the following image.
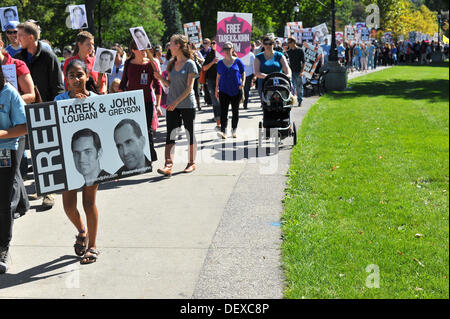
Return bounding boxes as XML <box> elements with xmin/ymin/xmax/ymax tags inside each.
<box><xmin>63</xmin><ymin>31</ymin><xmax>107</xmax><ymax>94</ymax></box>
<box><xmin>1</xmin><ymin>33</ymin><xmax>35</xmax><ymax>103</ymax></box>
<box><xmin>54</xmin><ymin>59</ymin><xmax>100</xmax><ymax>265</ymax></box>
<box><xmin>0</xmin><ymin>66</ymin><xmax>28</xmax><ymax>274</ymax></box>
<box><xmin>119</xmin><ymin>39</ymin><xmax>162</xmax><ymax>163</ymax></box>
<box><xmin>255</xmin><ymin>34</ymin><xmax>291</xmax><ymax>99</ymax></box>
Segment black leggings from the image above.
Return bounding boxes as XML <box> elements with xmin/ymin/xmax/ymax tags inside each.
<box><xmin>0</xmin><ymin>148</ymin><xmax>22</xmax><ymax>248</ymax></box>
<box><xmin>219</xmin><ymin>91</ymin><xmax>241</xmax><ymax>133</ymax></box>
<box><xmin>145</xmin><ymin>101</ymin><xmax>157</xmax><ymax>162</ymax></box>
<box><xmin>166</xmin><ymin>108</ymin><xmax>196</xmax><ymax>145</ymax></box>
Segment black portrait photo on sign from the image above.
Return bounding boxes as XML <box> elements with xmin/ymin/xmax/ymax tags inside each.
<box><xmin>113</xmin><ymin>119</ymin><xmax>151</xmax><ymax>178</ymax></box>
<box><xmin>130</xmin><ymin>27</ymin><xmax>152</xmax><ymax>50</ymax></box>
<box><xmin>93</xmin><ymin>48</ymin><xmax>117</xmax><ymax>75</ymax></box>
<box><xmin>0</xmin><ymin>6</ymin><xmax>19</xmax><ymax>32</ymax></box>
<box><xmin>71</xmin><ymin>128</ymin><xmax>110</xmax><ymax>187</ymax></box>
<box><xmin>69</xmin><ymin>5</ymin><xmax>88</xmax><ymax>30</ymax></box>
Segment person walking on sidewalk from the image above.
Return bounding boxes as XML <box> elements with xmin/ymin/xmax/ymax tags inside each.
<box><xmin>215</xmin><ymin>42</ymin><xmax>245</xmax><ymax>139</ymax></box>
<box><xmin>154</xmin><ymin>34</ymin><xmax>198</xmax><ymax>176</ymax></box>
<box><xmin>119</xmin><ymin>39</ymin><xmax>162</xmax><ymax>163</ymax></box>
<box><xmin>0</xmin><ymin>67</ymin><xmax>28</xmax><ymax>274</ymax></box>
<box><xmin>286</xmin><ymin>36</ymin><xmax>305</xmax><ymax>106</ymax></box>
<box><xmin>202</xmin><ymin>40</ymin><xmax>221</xmax><ymax>131</ymax></box>
<box><xmin>55</xmin><ymin>59</ymin><xmax>100</xmax><ymax>264</ymax></box>
<box><xmin>242</xmin><ymin>50</ymin><xmax>255</xmax><ymax>109</ymax></box>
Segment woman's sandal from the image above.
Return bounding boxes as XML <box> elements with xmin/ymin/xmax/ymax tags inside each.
<box><xmin>74</xmin><ymin>231</ymin><xmax>88</xmax><ymax>257</ymax></box>
<box><xmin>80</xmin><ymin>248</ymin><xmax>100</xmax><ymax>265</ymax></box>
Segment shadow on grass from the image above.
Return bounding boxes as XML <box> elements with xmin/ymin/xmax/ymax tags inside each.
<box><xmin>331</xmin><ymin>78</ymin><xmax>449</xmax><ymax>103</ymax></box>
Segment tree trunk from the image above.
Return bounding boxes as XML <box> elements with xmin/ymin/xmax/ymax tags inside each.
<box><xmin>85</xmin><ymin>0</ymin><xmax>98</xmax><ymax>36</ymax></box>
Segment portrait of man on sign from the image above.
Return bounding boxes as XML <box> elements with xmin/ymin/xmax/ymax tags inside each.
<box><xmin>71</xmin><ymin>128</ymin><xmax>110</xmax><ymax>187</ymax></box>
<box><xmin>113</xmin><ymin>119</ymin><xmax>151</xmax><ymax>177</ymax></box>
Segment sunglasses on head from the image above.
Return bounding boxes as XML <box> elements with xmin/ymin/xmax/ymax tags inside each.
<box><xmin>223</xmin><ymin>47</ymin><xmax>232</xmax><ymax>50</ymax></box>
<box><xmin>6</xmin><ymin>30</ymin><xmax>18</xmax><ymax>34</ymax></box>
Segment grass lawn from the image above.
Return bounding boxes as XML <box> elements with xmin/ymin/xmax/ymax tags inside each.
<box><xmin>282</xmin><ymin>63</ymin><xmax>449</xmax><ymax>299</ymax></box>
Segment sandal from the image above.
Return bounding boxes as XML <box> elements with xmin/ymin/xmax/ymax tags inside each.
<box><xmin>74</xmin><ymin>232</ymin><xmax>88</xmax><ymax>257</ymax></box>
<box><xmin>80</xmin><ymin>248</ymin><xmax>100</xmax><ymax>265</ymax></box>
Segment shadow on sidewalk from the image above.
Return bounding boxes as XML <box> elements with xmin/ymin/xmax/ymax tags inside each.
<box><xmin>0</xmin><ymin>255</ymin><xmax>80</xmax><ymax>290</ymax></box>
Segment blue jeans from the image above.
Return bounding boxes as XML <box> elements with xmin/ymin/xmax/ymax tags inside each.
<box><xmin>206</xmin><ymin>78</ymin><xmax>221</xmax><ymax>121</ymax></box>
<box><xmin>291</xmin><ymin>72</ymin><xmax>303</xmax><ymax>104</ymax></box>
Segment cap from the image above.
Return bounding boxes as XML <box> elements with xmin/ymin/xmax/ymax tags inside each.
<box><xmin>4</xmin><ymin>20</ymin><xmax>20</xmax><ymax>31</ymax></box>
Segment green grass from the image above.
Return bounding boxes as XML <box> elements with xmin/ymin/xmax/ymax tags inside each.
<box><xmin>282</xmin><ymin>63</ymin><xmax>449</xmax><ymax>299</ymax></box>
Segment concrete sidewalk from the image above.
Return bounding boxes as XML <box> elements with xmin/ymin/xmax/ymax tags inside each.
<box><xmin>0</xmin><ymin>67</ymin><xmax>389</xmax><ymax>299</ymax></box>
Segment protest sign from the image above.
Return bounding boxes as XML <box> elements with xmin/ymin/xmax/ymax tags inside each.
<box><xmin>1</xmin><ymin>64</ymin><xmax>18</xmax><ymax>90</ymax></box>
<box><xmin>216</xmin><ymin>12</ymin><xmax>252</xmax><ymax>64</ymax></box>
<box><xmin>184</xmin><ymin>21</ymin><xmax>202</xmax><ymax>45</ymax></box>
<box><xmin>302</xmin><ymin>28</ymin><xmax>313</xmax><ymax>43</ymax></box>
<box><xmin>383</xmin><ymin>32</ymin><xmax>393</xmax><ymax>43</ymax></box>
<box><xmin>286</xmin><ymin>22</ymin><xmax>303</xmax><ymax>44</ymax></box>
<box><xmin>355</xmin><ymin>22</ymin><xmax>366</xmax><ymax>32</ymax></box>
<box><xmin>25</xmin><ymin>90</ymin><xmax>152</xmax><ymax>196</ymax></box>
<box><xmin>409</xmin><ymin>31</ymin><xmax>416</xmax><ymax>43</ymax></box>
<box><xmin>68</xmin><ymin>4</ymin><xmax>88</xmax><ymax>30</ymax></box>
<box><xmin>0</xmin><ymin>149</ymin><xmax>11</xmax><ymax>168</ymax></box>
<box><xmin>335</xmin><ymin>32</ymin><xmax>344</xmax><ymax>43</ymax></box>
<box><xmin>312</xmin><ymin>23</ymin><xmax>328</xmax><ymax>43</ymax></box>
<box><xmin>93</xmin><ymin>48</ymin><xmax>117</xmax><ymax>75</ymax></box>
<box><xmin>361</xmin><ymin>27</ymin><xmax>370</xmax><ymax>42</ymax></box>
<box><xmin>0</xmin><ymin>6</ymin><xmax>18</xmax><ymax>32</ymax></box>
<box><xmin>345</xmin><ymin>25</ymin><xmax>355</xmax><ymax>42</ymax></box>
<box><xmin>130</xmin><ymin>27</ymin><xmax>152</xmax><ymax>50</ymax></box>
<box><xmin>303</xmin><ymin>42</ymin><xmax>322</xmax><ymax>80</ymax></box>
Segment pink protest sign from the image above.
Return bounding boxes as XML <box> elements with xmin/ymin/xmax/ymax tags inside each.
<box><xmin>216</xmin><ymin>12</ymin><xmax>252</xmax><ymax>64</ymax></box>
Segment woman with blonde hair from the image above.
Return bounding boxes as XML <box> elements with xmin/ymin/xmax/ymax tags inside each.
<box><xmin>154</xmin><ymin>34</ymin><xmax>198</xmax><ymax>176</ymax></box>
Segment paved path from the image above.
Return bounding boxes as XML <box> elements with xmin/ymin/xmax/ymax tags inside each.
<box><xmin>0</xmin><ymin>67</ymin><xmax>389</xmax><ymax>299</ymax></box>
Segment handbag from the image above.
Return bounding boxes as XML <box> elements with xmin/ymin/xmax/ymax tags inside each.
<box><xmin>199</xmin><ymin>69</ymin><xmax>206</xmax><ymax>85</ymax></box>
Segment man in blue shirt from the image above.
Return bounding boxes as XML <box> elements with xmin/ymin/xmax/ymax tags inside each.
<box><xmin>108</xmin><ymin>44</ymin><xmax>125</xmax><ymax>89</ymax></box>
<box><xmin>320</xmin><ymin>38</ymin><xmax>331</xmax><ymax>65</ymax></box>
<box><xmin>4</xmin><ymin>21</ymin><xmax>22</xmax><ymax>58</ymax></box>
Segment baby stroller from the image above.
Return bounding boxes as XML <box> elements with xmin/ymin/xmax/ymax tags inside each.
<box><xmin>258</xmin><ymin>72</ymin><xmax>297</xmax><ymax>150</ymax></box>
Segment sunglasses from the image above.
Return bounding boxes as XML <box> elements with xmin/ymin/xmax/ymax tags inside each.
<box><xmin>6</xmin><ymin>30</ymin><xmax>18</xmax><ymax>35</ymax></box>
<box><xmin>263</xmin><ymin>42</ymin><xmax>274</xmax><ymax>46</ymax></box>
<box><xmin>211</xmin><ymin>42</ymin><xmax>216</xmax><ymax>44</ymax></box>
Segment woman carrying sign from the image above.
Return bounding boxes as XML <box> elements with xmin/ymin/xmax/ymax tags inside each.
<box><xmin>215</xmin><ymin>42</ymin><xmax>245</xmax><ymax>139</ymax></box>
<box><xmin>119</xmin><ymin>40</ymin><xmax>162</xmax><ymax>162</ymax></box>
<box><xmin>63</xmin><ymin>31</ymin><xmax>107</xmax><ymax>94</ymax></box>
<box><xmin>254</xmin><ymin>34</ymin><xmax>291</xmax><ymax>99</ymax></box>
<box><xmin>0</xmin><ymin>66</ymin><xmax>28</xmax><ymax>274</ymax></box>
<box><xmin>154</xmin><ymin>34</ymin><xmax>198</xmax><ymax>176</ymax></box>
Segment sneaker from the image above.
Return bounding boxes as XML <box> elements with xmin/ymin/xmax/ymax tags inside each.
<box><xmin>42</xmin><ymin>194</ymin><xmax>55</xmax><ymax>208</ymax></box>
<box><xmin>215</xmin><ymin>126</ymin><xmax>221</xmax><ymax>132</ymax></box>
<box><xmin>218</xmin><ymin>131</ymin><xmax>227</xmax><ymax>139</ymax></box>
<box><xmin>0</xmin><ymin>247</ymin><xmax>11</xmax><ymax>274</ymax></box>
<box><xmin>232</xmin><ymin>129</ymin><xmax>237</xmax><ymax>138</ymax></box>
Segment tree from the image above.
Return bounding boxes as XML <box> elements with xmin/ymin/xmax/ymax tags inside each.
<box><xmin>162</xmin><ymin>0</ymin><xmax>183</xmax><ymax>44</ymax></box>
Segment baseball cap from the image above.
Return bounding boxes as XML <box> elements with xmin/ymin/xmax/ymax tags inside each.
<box><xmin>4</xmin><ymin>20</ymin><xmax>20</xmax><ymax>31</ymax></box>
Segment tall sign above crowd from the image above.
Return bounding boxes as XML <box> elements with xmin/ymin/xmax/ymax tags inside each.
<box><xmin>216</xmin><ymin>11</ymin><xmax>253</xmax><ymax>64</ymax></box>
<box><xmin>184</xmin><ymin>21</ymin><xmax>203</xmax><ymax>45</ymax></box>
